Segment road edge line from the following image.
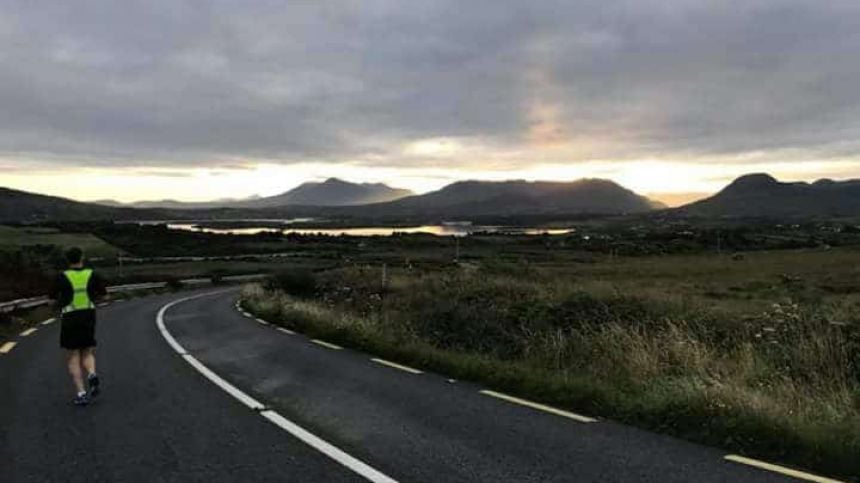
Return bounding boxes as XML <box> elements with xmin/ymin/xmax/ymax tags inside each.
<box><xmin>370</xmin><ymin>358</ymin><xmax>423</xmax><ymax>375</ymax></box>
<box><xmin>310</xmin><ymin>339</ymin><xmax>343</xmax><ymax>350</ymax></box>
<box><xmin>479</xmin><ymin>390</ymin><xmax>597</xmax><ymax>423</ymax></box>
<box><xmin>0</xmin><ymin>341</ymin><xmax>17</xmax><ymax>354</ymax></box>
<box><xmin>260</xmin><ymin>410</ymin><xmax>397</xmax><ymax>483</ymax></box>
<box><xmin>724</xmin><ymin>455</ymin><xmax>845</xmax><ymax>483</ymax></box>
<box><xmin>182</xmin><ymin>354</ymin><xmax>265</xmax><ymax>410</ymax></box>
<box><xmin>156</xmin><ymin>290</ymin><xmax>398</xmax><ymax>483</ymax></box>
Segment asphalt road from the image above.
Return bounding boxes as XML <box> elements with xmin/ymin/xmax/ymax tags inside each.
<box><xmin>0</xmin><ymin>289</ymin><xmax>813</xmax><ymax>482</ymax></box>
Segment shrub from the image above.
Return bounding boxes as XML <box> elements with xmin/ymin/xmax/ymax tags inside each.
<box><xmin>165</xmin><ymin>277</ymin><xmax>184</xmax><ymax>291</ymax></box>
<box><xmin>265</xmin><ymin>269</ymin><xmax>318</xmax><ymax>298</ymax></box>
<box><xmin>209</xmin><ymin>269</ymin><xmax>228</xmax><ymax>285</ymax></box>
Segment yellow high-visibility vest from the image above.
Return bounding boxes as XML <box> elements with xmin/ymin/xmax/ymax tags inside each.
<box><xmin>62</xmin><ymin>269</ymin><xmax>95</xmax><ymax>313</ymax></box>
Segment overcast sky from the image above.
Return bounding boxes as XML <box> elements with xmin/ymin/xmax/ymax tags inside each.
<box><xmin>2</xmin><ymin>0</ymin><xmax>859</xmax><ymax>204</ymax></box>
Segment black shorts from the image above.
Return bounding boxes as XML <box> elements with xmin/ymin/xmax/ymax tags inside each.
<box><xmin>60</xmin><ymin>309</ymin><xmax>97</xmax><ymax>350</ymax></box>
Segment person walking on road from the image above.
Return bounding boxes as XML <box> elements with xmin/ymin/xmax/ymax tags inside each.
<box><xmin>53</xmin><ymin>247</ymin><xmax>107</xmax><ymax>406</ymax></box>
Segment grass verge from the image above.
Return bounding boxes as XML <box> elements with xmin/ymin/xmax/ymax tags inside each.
<box><xmin>240</xmin><ymin>280</ymin><xmax>859</xmax><ymax>481</ymax></box>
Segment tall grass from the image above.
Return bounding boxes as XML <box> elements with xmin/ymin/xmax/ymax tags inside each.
<box><xmin>242</xmin><ymin>263</ymin><xmax>860</xmax><ymax>479</ymax></box>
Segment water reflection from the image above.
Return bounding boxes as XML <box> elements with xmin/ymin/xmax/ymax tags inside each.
<box><xmin>163</xmin><ymin>223</ymin><xmax>572</xmax><ymax>237</ymax></box>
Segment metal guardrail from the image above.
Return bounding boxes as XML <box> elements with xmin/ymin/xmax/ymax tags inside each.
<box><xmin>0</xmin><ymin>274</ymin><xmax>267</xmax><ymax>313</ymax></box>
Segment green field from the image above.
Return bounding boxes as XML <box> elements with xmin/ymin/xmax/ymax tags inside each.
<box><xmin>0</xmin><ymin>225</ymin><xmax>122</xmax><ymax>258</ymax></box>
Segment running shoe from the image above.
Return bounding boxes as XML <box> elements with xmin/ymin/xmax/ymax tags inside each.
<box><xmin>87</xmin><ymin>373</ymin><xmax>100</xmax><ymax>398</ymax></box>
<box><xmin>73</xmin><ymin>393</ymin><xmax>90</xmax><ymax>406</ymax></box>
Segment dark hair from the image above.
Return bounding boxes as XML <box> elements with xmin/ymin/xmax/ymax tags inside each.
<box><xmin>66</xmin><ymin>247</ymin><xmax>84</xmax><ymax>265</ymax></box>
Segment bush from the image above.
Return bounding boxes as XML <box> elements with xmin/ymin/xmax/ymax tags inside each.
<box><xmin>165</xmin><ymin>277</ymin><xmax>184</xmax><ymax>291</ymax></box>
<box><xmin>209</xmin><ymin>269</ymin><xmax>228</xmax><ymax>286</ymax></box>
<box><xmin>265</xmin><ymin>269</ymin><xmax>317</xmax><ymax>298</ymax></box>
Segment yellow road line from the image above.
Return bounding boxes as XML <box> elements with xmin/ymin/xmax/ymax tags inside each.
<box><xmin>41</xmin><ymin>318</ymin><xmax>56</xmax><ymax>325</ymax></box>
<box><xmin>479</xmin><ymin>390</ymin><xmax>597</xmax><ymax>423</ymax></box>
<box><xmin>1</xmin><ymin>342</ymin><xmax>17</xmax><ymax>354</ymax></box>
<box><xmin>725</xmin><ymin>455</ymin><xmax>845</xmax><ymax>483</ymax></box>
<box><xmin>371</xmin><ymin>358</ymin><xmax>423</xmax><ymax>374</ymax></box>
<box><xmin>310</xmin><ymin>339</ymin><xmax>343</xmax><ymax>350</ymax></box>
<box><xmin>19</xmin><ymin>328</ymin><xmax>38</xmax><ymax>337</ymax></box>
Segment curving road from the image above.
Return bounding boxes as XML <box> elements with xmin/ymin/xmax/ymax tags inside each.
<box><xmin>0</xmin><ymin>289</ymin><xmax>822</xmax><ymax>482</ymax></box>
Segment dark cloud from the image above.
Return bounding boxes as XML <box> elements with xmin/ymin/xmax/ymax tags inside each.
<box><xmin>1</xmin><ymin>0</ymin><xmax>860</xmax><ymax>169</ymax></box>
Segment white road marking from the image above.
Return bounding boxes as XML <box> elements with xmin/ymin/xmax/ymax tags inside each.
<box><xmin>310</xmin><ymin>339</ymin><xmax>343</xmax><ymax>350</ymax></box>
<box><xmin>277</xmin><ymin>327</ymin><xmax>296</xmax><ymax>335</ymax></box>
<box><xmin>260</xmin><ymin>410</ymin><xmax>398</xmax><ymax>483</ymax></box>
<box><xmin>724</xmin><ymin>455</ymin><xmax>845</xmax><ymax>483</ymax></box>
<box><xmin>41</xmin><ymin>318</ymin><xmax>56</xmax><ymax>325</ymax></box>
<box><xmin>182</xmin><ymin>354</ymin><xmax>265</xmax><ymax>410</ymax></box>
<box><xmin>479</xmin><ymin>390</ymin><xmax>597</xmax><ymax>423</ymax></box>
<box><xmin>255</xmin><ymin>318</ymin><xmax>269</xmax><ymax>325</ymax></box>
<box><xmin>371</xmin><ymin>358</ymin><xmax>423</xmax><ymax>374</ymax></box>
<box><xmin>155</xmin><ymin>293</ymin><xmax>217</xmax><ymax>355</ymax></box>
<box><xmin>0</xmin><ymin>341</ymin><xmax>17</xmax><ymax>354</ymax></box>
<box><xmin>19</xmin><ymin>328</ymin><xmax>37</xmax><ymax>337</ymax></box>
<box><xmin>156</xmin><ymin>290</ymin><xmax>398</xmax><ymax>483</ymax></box>
<box><xmin>97</xmin><ymin>303</ymin><xmax>110</xmax><ymax>308</ymax></box>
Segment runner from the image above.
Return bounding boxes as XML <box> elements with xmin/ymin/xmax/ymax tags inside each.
<box><xmin>53</xmin><ymin>247</ymin><xmax>107</xmax><ymax>406</ymax></box>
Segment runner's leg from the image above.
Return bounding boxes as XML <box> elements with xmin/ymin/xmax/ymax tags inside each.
<box><xmin>81</xmin><ymin>347</ymin><xmax>96</xmax><ymax>376</ymax></box>
<box><xmin>67</xmin><ymin>350</ymin><xmax>85</xmax><ymax>394</ymax></box>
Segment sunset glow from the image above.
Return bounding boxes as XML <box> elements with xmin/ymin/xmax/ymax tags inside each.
<box><xmin>2</xmin><ymin>2</ymin><xmax>860</xmax><ymax>206</ymax></box>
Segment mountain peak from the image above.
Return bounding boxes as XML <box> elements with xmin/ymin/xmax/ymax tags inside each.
<box><xmin>677</xmin><ymin>173</ymin><xmax>860</xmax><ymax>218</ymax></box>
<box><xmin>246</xmin><ymin>178</ymin><xmax>413</xmax><ymax>207</ymax></box>
<box><xmin>721</xmin><ymin>173</ymin><xmax>779</xmax><ymax>194</ymax></box>
<box><xmin>378</xmin><ymin>178</ymin><xmax>659</xmax><ymax>215</ymax></box>
<box><xmin>729</xmin><ymin>173</ymin><xmax>778</xmax><ymax>186</ymax></box>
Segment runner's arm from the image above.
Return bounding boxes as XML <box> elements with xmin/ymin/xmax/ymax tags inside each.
<box><xmin>89</xmin><ymin>272</ymin><xmax>108</xmax><ymax>301</ymax></box>
<box><xmin>52</xmin><ymin>274</ymin><xmax>72</xmax><ymax>310</ymax></box>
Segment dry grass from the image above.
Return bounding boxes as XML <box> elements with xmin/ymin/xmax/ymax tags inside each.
<box><xmin>241</xmin><ymin>249</ymin><xmax>860</xmax><ymax>478</ymax></box>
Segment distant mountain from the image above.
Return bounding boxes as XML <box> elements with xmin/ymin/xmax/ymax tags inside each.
<box><xmin>675</xmin><ymin>173</ymin><xmax>860</xmax><ymax>218</ymax></box>
<box><xmin>94</xmin><ymin>178</ymin><xmax>412</xmax><ymax>209</ymax></box>
<box><xmin>92</xmin><ymin>196</ymin><xmax>259</xmax><ymax>210</ymax></box>
<box><xmin>346</xmin><ymin>179</ymin><xmax>661</xmax><ymax>217</ymax></box>
<box><xmin>239</xmin><ymin>178</ymin><xmax>413</xmax><ymax>208</ymax></box>
<box><xmin>0</xmin><ymin>187</ymin><xmax>165</xmax><ymax>222</ymax></box>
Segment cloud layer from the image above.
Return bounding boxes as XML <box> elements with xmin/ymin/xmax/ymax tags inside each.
<box><xmin>2</xmin><ymin>0</ymin><xmax>860</xmax><ymax>171</ymax></box>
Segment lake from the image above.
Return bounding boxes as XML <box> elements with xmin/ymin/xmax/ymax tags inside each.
<box><xmin>159</xmin><ymin>222</ymin><xmax>573</xmax><ymax>237</ymax></box>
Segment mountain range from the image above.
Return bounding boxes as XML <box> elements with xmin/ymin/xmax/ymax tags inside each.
<box><xmin>341</xmin><ymin>179</ymin><xmax>662</xmax><ymax>217</ymax></box>
<box><xmin>0</xmin><ymin>187</ymin><xmax>166</xmax><ymax>222</ymax></box>
<box><xmin>675</xmin><ymin>173</ymin><xmax>860</xmax><ymax>218</ymax></box>
<box><xmin>0</xmin><ymin>178</ymin><xmax>660</xmax><ymax>222</ymax></box>
<box><xmin>94</xmin><ymin>178</ymin><xmax>413</xmax><ymax>209</ymax></box>
<box><xmin>2</xmin><ymin>174</ymin><xmax>860</xmax><ymax>223</ymax></box>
